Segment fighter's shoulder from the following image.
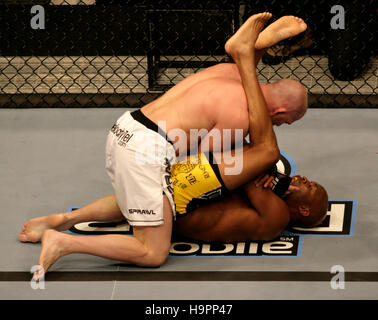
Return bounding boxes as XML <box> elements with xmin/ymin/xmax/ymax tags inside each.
<box><xmin>182</xmin><ymin>77</ymin><xmax>243</xmax><ymax>110</ymax></box>
<box><xmin>201</xmin><ymin>62</ymin><xmax>239</xmax><ymax>76</ymax></box>
<box><xmin>201</xmin><ymin>77</ymin><xmax>245</xmax><ymax>100</ymax></box>
<box><xmin>234</xmin><ymin>186</ymin><xmax>289</xmax><ymax>240</ymax></box>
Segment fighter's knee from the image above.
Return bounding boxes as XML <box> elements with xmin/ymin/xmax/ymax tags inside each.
<box><xmin>266</xmin><ymin>146</ymin><xmax>280</xmax><ymax>165</ymax></box>
<box><xmin>135</xmin><ymin>244</ymin><xmax>169</xmax><ymax>267</ymax></box>
<box><xmin>144</xmin><ymin>249</ymin><xmax>169</xmax><ymax>267</ymax></box>
<box><xmin>272</xmin><ymin>147</ymin><xmax>280</xmax><ymax>164</ymax></box>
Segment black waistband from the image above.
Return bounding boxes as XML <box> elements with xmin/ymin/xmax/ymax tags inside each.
<box><xmin>206</xmin><ymin>151</ymin><xmax>228</xmax><ymax>192</ymax></box>
<box><xmin>130</xmin><ymin>109</ymin><xmax>174</xmax><ymax>147</ymax></box>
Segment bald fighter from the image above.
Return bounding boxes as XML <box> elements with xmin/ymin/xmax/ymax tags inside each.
<box><xmin>19</xmin><ymin>14</ymin><xmax>310</xmax><ymax>279</ymax></box>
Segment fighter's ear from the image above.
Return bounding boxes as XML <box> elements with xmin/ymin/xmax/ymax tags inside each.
<box><xmin>271</xmin><ymin>107</ymin><xmax>287</xmax><ymax>115</ymax></box>
<box><xmin>298</xmin><ymin>205</ymin><xmax>310</xmax><ymax>217</ymax></box>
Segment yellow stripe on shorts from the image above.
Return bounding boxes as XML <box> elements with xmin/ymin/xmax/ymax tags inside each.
<box><xmin>171</xmin><ymin>152</ymin><xmax>223</xmax><ymax>215</ymax></box>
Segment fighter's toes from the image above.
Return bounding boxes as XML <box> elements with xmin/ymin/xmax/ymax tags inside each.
<box><xmin>225</xmin><ymin>12</ymin><xmax>272</xmax><ymax>56</ymax></box>
<box><xmin>248</xmin><ymin>12</ymin><xmax>273</xmax><ymax>33</ymax></box>
<box><xmin>19</xmin><ymin>224</ymin><xmax>37</xmax><ymax>243</ymax></box>
<box><xmin>255</xmin><ymin>15</ymin><xmax>307</xmax><ymax>50</ymax></box>
<box><xmin>19</xmin><ymin>233</ymin><xmax>26</xmax><ymax>242</ymax></box>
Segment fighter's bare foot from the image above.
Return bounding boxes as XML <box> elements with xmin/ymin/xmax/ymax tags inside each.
<box><xmin>255</xmin><ymin>16</ymin><xmax>307</xmax><ymax>50</ymax></box>
<box><xmin>33</xmin><ymin>229</ymin><xmax>69</xmax><ymax>281</ymax></box>
<box><xmin>225</xmin><ymin>12</ymin><xmax>272</xmax><ymax>58</ymax></box>
<box><xmin>19</xmin><ymin>213</ymin><xmax>69</xmax><ymax>243</ymax></box>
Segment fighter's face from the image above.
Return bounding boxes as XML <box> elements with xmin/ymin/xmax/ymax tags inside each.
<box><xmin>286</xmin><ymin>175</ymin><xmax>328</xmax><ymax>226</ymax></box>
<box><xmin>290</xmin><ymin>175</ymin><xmax>320</xmax><ymax>202</ymax></box>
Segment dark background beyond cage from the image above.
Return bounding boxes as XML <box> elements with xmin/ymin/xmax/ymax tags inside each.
<box><xmin>0</xmin><ymin>0</ymin><xmax>376</xmax><ymax>108</ymax></box>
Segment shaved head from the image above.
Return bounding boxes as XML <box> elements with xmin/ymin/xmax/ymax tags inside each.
<box><xmin>275</xmin><ymin>79</ymin><xmax>308</xmax><ymax>119</ymax></box>
<box><xmin>262</xmin><ymin>79</ymin><xmax>308</xmax><ymax>125</ymax></box>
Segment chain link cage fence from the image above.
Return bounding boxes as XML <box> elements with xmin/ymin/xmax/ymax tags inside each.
<box><xmin>0</xmin><ymin>0</ymin><xmax>376</xmax><ymax>108</ymax></box>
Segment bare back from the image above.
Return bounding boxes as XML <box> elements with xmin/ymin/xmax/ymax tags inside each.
<box><xmin>173</xmin><ymin>183</ymin><xmax>290</xmax><ymax>242</ymax></box>
<box><xmin>141</xmin><ymin>63</ymin><xmax>250</xmax><ymax>154</ymax></box>
<box><xmin>173</xmin><ymin>190</ymin><xmax>257</xmax><ymax>242</ymax></box>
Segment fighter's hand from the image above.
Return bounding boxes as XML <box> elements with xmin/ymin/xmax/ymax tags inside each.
<box><xmin>254</xmin><ymin>173</ymin><xmax>274</xmax><ymax>188</ymax></box>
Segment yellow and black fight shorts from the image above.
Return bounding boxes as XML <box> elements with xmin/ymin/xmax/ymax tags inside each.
<box><xmin>171</xmin><ymin>152</ymin><xmax>228</xmax><ymax>216</ymax></box>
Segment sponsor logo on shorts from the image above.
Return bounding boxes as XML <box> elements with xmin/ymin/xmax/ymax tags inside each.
<box><xmin>129</xmin><ymin>208</ymin><xmax>157</xmax><ymax>215</ymax></box>
<box><xmin>110</xmin><ymin>122</ymin><xmax>134</xmax><ymax>147</ymax></box>
<box><xmin>163</xmin><ymin>157</ymin><xmax>175</xmax><ymax>207</ymax></box>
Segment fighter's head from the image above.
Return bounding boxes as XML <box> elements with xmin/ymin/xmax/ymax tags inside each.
<box><xmin>284</xmin><ymin>175</ymin><xmax>328</xmax><ymax>228</ymax></box>
<box><xmin>261</xmin><ymin>79</ymin><xmax>308</xmax><ymax>126</ymax></box>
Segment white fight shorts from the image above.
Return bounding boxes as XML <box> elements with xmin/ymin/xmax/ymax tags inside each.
<box><xmin>105</xmin><ymin>109</ymin><xmax>176</xmax><ymax>226</ymax></box>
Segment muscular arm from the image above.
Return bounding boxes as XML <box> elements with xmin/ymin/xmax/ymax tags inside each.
<box><xmin>240</xmin><ymin>181</ymin><xmax>290</xmax><ymax>240</ymax></box>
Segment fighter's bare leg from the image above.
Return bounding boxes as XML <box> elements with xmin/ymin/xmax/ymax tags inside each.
<box><xmin>220</xmin><ymin>15</ymin><xmax>307</xmax><ymax>80</ymax></box>
<box><xmin>33</xmin><ymin>195</ymin><xmax>173</xmax><ymax>281</ymax></box>
<box><xmin>219</xmin><ymin>13</ymin><xmax>279</xmax><ymax>188</ymax></box>
<box><xmin>19</xmin><ymin>195</ymin><xmax>123</xmax><ymax>243</ymax></box>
